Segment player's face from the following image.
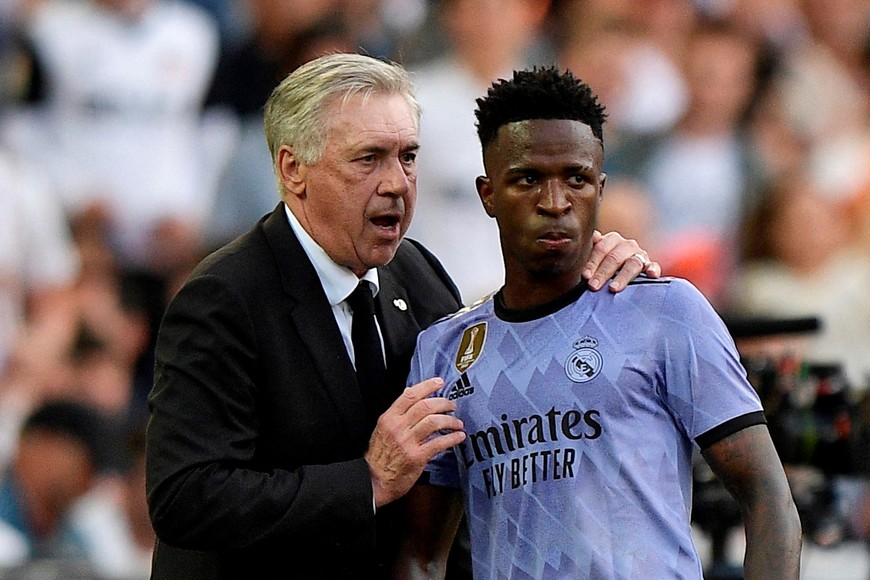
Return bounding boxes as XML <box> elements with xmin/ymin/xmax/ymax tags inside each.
<box><xmin>477</xmin><ymin>118</ymin><xmax>605</xmax><ymax>286</ymax></box>
<box><xmin>282</xmin><ymin>92</ymin><xmax>419</xmax><ymax>276</ymax></box>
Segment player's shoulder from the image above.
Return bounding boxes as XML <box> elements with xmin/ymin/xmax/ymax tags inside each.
<box><xmin>622</xmin><ymin>275</ymin><xmax>711</xmax><ymax>310</ymax></box>
<box><xmin>427</xmin><ymin>291</ymin><xmax>496</xmax><ymax>329</ymax></box>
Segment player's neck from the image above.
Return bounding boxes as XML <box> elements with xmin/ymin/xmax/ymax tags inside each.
<box><xmin>500</xmin><ymin>271</ymin><xmax>586</xmax><ymax>311</ymax></box>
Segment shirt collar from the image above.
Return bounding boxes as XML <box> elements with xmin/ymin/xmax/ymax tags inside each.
<box><xmin>284</xmin><ymin>203</ymin><xmax>380</xmax><ymax>306</ymax></box>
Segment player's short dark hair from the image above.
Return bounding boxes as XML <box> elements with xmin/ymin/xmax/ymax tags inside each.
<box><xmin>474</xmin><ymin>67</ymin><xmax>607</xmax><ymax>150</ymax></box>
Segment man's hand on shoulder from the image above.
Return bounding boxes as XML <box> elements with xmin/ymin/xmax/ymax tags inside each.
<box><xmin>584</xmin><ymin>230</ymin><xmax>661</xmax><ymax>292</ymax></box>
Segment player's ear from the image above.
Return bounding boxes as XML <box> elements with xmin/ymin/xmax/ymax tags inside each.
<box><xmin>476</xmin><ymin>175</ymin><xmax>496</xmax><ymax>218</ymax></box>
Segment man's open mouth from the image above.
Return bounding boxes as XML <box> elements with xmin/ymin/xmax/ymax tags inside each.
<box><xmin>371</xmin><ymin>215</ymin><xmax>400</xmax><ymax>228</ymax></box>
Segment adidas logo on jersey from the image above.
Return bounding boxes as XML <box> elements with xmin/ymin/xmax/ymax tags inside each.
<box><xmin>448</xmin><ymin>372</ymin><xmax>475</xmax><ymax>400</ymax></box>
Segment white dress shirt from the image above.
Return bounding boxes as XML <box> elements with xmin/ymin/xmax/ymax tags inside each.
<box><xmin>284</xmin><ymin>204</ymin><xmax>384</xmax><ymax>368</ymax></box>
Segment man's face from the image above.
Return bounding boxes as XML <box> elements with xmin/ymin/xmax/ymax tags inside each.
<box><xmin>16</xmin><ymin>431</ymin><xmax>95</xmax><ymax>530</ymax></box>
<box><xmin>283</xmin><ymin>92</ymin><xmax>419</xmax><ymax>275</ymax></box>
<box><xmin>477</xmin><ymin>118</ymin><xmax>604</xmax><ymax>284</ymax></box>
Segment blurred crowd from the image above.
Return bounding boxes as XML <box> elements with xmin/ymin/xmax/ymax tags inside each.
<box><xmin>0</xmin><ymin>0</ymin><xmax>867</xmax><ymax>578</ymax></box>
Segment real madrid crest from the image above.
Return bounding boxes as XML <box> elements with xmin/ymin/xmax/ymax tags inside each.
<box><xmin>565</xmin><ymin>336</ymin><xmax>603</xmax><ymax>383</ymax></box>
<box><xmin>455</xmin><ymin>322</ymin><xmax>486</xmax><ymax>372</ymax></box>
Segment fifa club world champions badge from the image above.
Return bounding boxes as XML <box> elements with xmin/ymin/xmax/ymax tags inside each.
<box><xmin>455</xmin><ymin>322</ymin><xmax>487</xmax><ymax>373</ymax></box>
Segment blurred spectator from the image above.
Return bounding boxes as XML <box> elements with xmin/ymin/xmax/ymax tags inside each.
<box><xmin>205</xmin><ymin>0</ymin><xmax>342</xmax><ymax>119</ymax></box>
<box><xmin>744</xmin><ymin>0</ymin><xmax>870</xmax><ymax>234</ymax></box>
<box><xmin>0</xmin><ymin>151</ymin><xmax>79</xmax><ymax>386</ymax></box>
<box><xmin>0</xmin><ymin>399</ymin><xmax>113</xmax><ymax>573</ymax></box>
<box><xmin>627</xmin><ymin>0</ymin><xmax>702</xmax><ymax>65</ymax></box>
<box><xmin>773</xmin><ymin>0</ymin><xmax>870</xmax><ymax>205</ymax></box>
<box><xmin>0</xmin><ymin>1</ymin><xmax>32</xmax><ymax>106</ymax></box>
<box><xmin>556</xmin><ymin>15</ymin><xmax>688</xmax><ymax>180</ymax></box>
<box><xmin>407</xmin><ymin>0</ymin><xmax>554</xmax><ymax>303</ymax></box>
<box><xmin>715</xmin><ymin>0</ymin><xmax>808</xmax><ymax>53</ymax></box>
<box><xmin>555</xmin><ymin>0</ymin><xmax>691</xmax><ymax>145</ymax></box>
<box><xmin>595</xmin><ymin>177</ymin><xmax>657</xmax><ymax>258</ymax></box>
<box><xmin>795</xmin><ymin>0</ymin><xmax>868</xmax><ymax>97</ymax></box>
<box><xmin>849</xmin><ymin>180</ymin><xmax>870</xmax><ymax>257</ymax></box>
<box><xmin>1</xmin><ymin>201</ymin><xmax>161</xmax><ymax>474</ymax></box>
<box><xmin>70</xmin><ymin>420</ymin><xmax>153</xmax><ymax>579</ymax></box>
<box><xmin>731</xmin><ymin>175</ymin><xmax>870</xmax><ymax>393</ymax></box>
<box><xmin>0</xmin><ymin>149</ymin><xmax>80</xmax><ymax>470</ymax></box>
<box><xmin>340</xmin><ymin>0</ymin><xmax>430</xmax><ymax>60</ymax></box>
<box><xmin>742</xmin><ymin>78</ymin><xmax>810</xmax><ymax>189</ymax></box>
<box><xmin>3</xmin><ymin>0</ymin><xmax>221</xmax><ymax>274</ymax></box>
<box><xmin>67</xmin><ymin>205</ymin><xmax>171</xmax><ymax>420</ymax></box>
<box><xmin>184</xmin><ymin>0</ymin><xmax>250</xmax><ymax>47</ymax></box>
<box><xmin>203</xmin><ymin>0</ymin><xmax>356</xmax><ymax>247</ymax></box>
<box><xmin>65</xmin><ymin>314</ymin><xmax>150</xmax><ymax>424</ymax></box>
<box><xmin>640</xmin><ymin>19</ymin><xmax>768</xmax><ymax>306</ymax></box>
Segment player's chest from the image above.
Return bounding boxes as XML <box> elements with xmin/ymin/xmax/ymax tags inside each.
<box><xmin>437</xmin><ymin>317</ymin><xmax>660</xmax><ymax>438</ymax></box>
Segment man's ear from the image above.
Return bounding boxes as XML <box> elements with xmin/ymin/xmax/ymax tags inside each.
<box><xmin>599</xmin><ymin>172</ymin><xmax>607</xmax><ymax>200</ymax></box>
<box><xmin>277</xmin><ymin>145</ymin><xmax>307</xmax><ymax>197</ymax></box>
<box><xmin>476</xmin><ymin>175</ymin><xmax>496</xmax><ymax>218</ymax></box>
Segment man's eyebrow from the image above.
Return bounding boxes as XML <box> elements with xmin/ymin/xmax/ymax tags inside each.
<box><xmin>504</xmin><ymin>162</ymin><xmax>595</xmax><ymax>176</ymax></box>
<box><xmin>353</xmin><ymin>142</ymin><xmax>420</xmax><ymax>156</ymax></box>
<box><xmin>500</xmin><ymin>167</ymin><xmax>539</xmax><ymax>182</ymax></box>
<box><xmin>505</xmin><ymin>164</ymin><xmax>537</xmax><ymax>174</ymax></box>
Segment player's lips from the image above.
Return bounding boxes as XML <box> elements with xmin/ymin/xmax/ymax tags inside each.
<box><xmin>537</xmin><ymin>230</ymin><xmax>574</xmax><ymax>249</ymax></box>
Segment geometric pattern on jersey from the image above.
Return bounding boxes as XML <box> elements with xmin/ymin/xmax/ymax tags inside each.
<box><xmin>409</xmin><ymin>277</ymin><xmax>764</xmax><ymax>580</ymax></box>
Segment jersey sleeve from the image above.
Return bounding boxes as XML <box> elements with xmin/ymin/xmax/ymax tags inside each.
<box><xmin>656</xmin><ymin>279</ymin><xmax>765</xmax><ymax>448</ymax></box>
<box><xmin>408</xmin><ymin>330</ymin><xmax>462</xmax><ymax>489</ymax></box>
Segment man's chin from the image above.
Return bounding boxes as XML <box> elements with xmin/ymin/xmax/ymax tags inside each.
<box><xmin>528</xmin><ymin>257</ymin><xmax>584</xmax><ymax>280</ymax></box>
<box><xmin>362</xmin><ymin>244</ymin><xmax>402</xmax><ymax>271</ymax></box>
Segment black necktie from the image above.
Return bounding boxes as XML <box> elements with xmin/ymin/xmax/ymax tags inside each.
<box><xmin>347</xmin><ymin>281</ymin><xmax>386</xmax><ymax>421</ymax></box>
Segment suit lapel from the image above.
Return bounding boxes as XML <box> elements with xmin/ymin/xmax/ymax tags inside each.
<box><xmin>376</xmin><ymin>268</ymin><xmax>416</xmax><ymax>365</ymax></box>
<box><xmin>261</xmin><ymin>205</ymin><xmax>371</xmax><ymax>442</ymax></box>
<box><xmin>375</xmin><ymin>266</ymin><xmax>422</xmax><ymax>403</ymax></box>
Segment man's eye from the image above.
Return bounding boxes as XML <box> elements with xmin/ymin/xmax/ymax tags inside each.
<box><xmin>401</xmin><ymin>152</ymin><xmax>417</xmax><ymax>164</ymax></box>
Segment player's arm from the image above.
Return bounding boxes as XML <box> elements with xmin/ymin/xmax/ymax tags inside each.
<box><xmin>392</xmin><ymin>481</ymin><xmax>465</xmax><ymax>579</ymax></box>
<box><xmin>701</xmin><ymin>424</ymin><xmax>802</xmax><ymax>579</ymax></box>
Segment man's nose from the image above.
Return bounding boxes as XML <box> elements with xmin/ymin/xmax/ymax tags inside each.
<box><xmin>537</xmin><ymin>180</ymin><xmax>572</xmax><ymax>215</ymax></box>
<box><xmin>378</xmin><ymin>158</ymin><xmax>411</xmax><ymax>196</ymax></box>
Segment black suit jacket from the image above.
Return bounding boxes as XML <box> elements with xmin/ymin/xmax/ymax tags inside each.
<box><xmin>146</xmin><ymin>205</ymin><xmax>462</xmax><ymax>578</ymax></box>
